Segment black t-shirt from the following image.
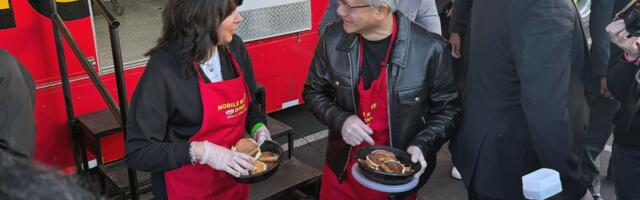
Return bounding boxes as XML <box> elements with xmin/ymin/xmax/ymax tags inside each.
<box><xmin>360</xmin><ymin>35</ymin><xmax>392</xmax><ymax>90</ymax></box>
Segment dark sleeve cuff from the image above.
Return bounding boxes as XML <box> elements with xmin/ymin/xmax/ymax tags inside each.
<box><xmin>408</xmin><ymin>136</ymin><xmax>433</xmax><ymax>156</ymax></box>
<box><xmin>247</xmin><ymin>114</ymin><xmax>267</xmax><ymax>133</ymax></box>
<box><xmin>174</xmin><ymin>142</ymin><xmax>191</xmax><ymax>166</ymax></box>
<box><xmin>448</xmin><ymin>25</ymin><xmax>465</xmax><ymax>35</ymax></box>
<box><xmin>332</xmin><ymin>112</ymin><xmax>351</xmax><ymax>136</ymax></box>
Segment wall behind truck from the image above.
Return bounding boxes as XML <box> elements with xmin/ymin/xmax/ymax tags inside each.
<box><xmin>0</xmin><ymin>0</ymin><xmax>327</xmax><ymax>172</ymax></box>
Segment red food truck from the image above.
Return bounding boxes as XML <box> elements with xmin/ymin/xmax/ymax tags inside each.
<box><xmin>0</xmin><ymin>0</ymin><xmax>328</xmax><ymax>198</ymax></box>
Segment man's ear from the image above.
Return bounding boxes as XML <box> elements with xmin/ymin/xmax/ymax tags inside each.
<box><xmin>375</xmin><ymin>5</ymin><xmax>390</xmax><ymax>19</ymax></box>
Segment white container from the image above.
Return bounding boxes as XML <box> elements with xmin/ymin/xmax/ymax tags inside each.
<box><xmin>522</xmin><ymin>168</ymin><xmax>563</xmax><ymax>200</ymax></box>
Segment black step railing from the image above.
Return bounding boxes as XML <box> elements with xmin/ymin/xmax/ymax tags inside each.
<box><xmin>50</xmin><ymin>0</ymin><xmax>138</xmax><ymax>199</ymax></box>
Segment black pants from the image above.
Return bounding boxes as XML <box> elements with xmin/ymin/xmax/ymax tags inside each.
<box><xmin>611</xmin><ymin>145</ymin><xmax>640</xmax><ymax>200</ymax></box>
<box><xmin>583</xmin><ymin>79</ymin><xmax>620</xmax><ymax>199</ymax></box>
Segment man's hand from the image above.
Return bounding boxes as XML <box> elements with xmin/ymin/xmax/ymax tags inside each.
<box><xmin>600</xmin><ymin>77</ymin><xmax>613</xmax><ymax>99</ymax></box>
<box><xmin>407</xmin><ymin>146</ymin><xmax>427</xmax><ymax>178</ymax></box>
<box><xmin>341</xmin><ymin>115</ymin><xmax>374</xmax><ymax>146</ymax></box>
<box><xmin>253</xmin><ymin>126</ymin><xmax>271</xmax><ymax>145</ymax></box>
<box><xmin>607</xmin><ymin>19</ymin><xmax>640</xmax><ymax>60</ymax></box>
<box><xmin>449</xmin><ymin>32</ymin><xmax>462</xmax><ymax>59</ymax></box>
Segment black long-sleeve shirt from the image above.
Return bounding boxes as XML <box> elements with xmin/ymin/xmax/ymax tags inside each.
<box><xmin>607</xmin><ymin>55</ymin><xmax>640</xmax><ymax>151</ymax></box>
<box><xmin>124</xmin><ymin>35</ymin><xmax>265</xmax><ymax>199</ymax></box>
<box><xmin>448</xmin><ymin>0</ymin><xmax>472</xmax><ymax>34</ymax></box>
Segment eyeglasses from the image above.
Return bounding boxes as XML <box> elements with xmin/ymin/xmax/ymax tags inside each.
<box><xmin>337</xmin><ymin>0</ymin><xmax>371</xmax><ymax>14</ymax></box>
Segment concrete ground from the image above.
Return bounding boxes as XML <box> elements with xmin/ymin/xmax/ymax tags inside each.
<box><xmin>270</xmin><ymin>105</ymin><xmax>617</xmax><ymax>200</ymax></box>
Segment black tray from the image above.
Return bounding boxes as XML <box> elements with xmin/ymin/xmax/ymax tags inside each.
<box><xmin>355</xmin><ymin>146</ymin><xmax>421</xmax><ymax>185</ymax></box>
<box><xmin>233</xmin><ymin>140</ymin><xmax>283</xmax><ymax>184</ymax></box>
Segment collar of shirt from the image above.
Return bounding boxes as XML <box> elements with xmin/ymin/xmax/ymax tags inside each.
<box><xmin>200</xmin><ymin>50</ymin><xmax>223</xmax><ymax>83</ymax></box>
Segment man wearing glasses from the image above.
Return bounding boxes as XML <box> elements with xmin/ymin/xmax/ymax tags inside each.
<box><xmin>303</xmin><ymin>0</ymin><xmax>460</xmax><ymax>199</ymax></box>
<box><xmin>318</xmin><ymin>0</ymin><xmax>442</xmax><ymax>35</ymax></box>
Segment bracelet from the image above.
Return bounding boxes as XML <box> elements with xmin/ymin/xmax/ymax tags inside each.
<box><xmin>199</xmin><ymin>141</ymin><xmax>211</xmax><ymax>165</ymax></box>
<box><xmin>251</xmin><ymin>123</ymin><xmax>266</xmax><ymax>137</ymax></box>
<box><xmin>189</xmin><ymin>142</ymin><xmax>197</xmax><ymax>165</ymax></box>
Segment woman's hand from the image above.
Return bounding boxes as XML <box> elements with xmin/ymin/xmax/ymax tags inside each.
<box><xmin>194</xmin><ymin>141</ymin><xmax>255</xmax><ymax>177</ymax></box>
<box><xmin>253</xmin><ymin>126</ymin><xmax>272</xmax><ymax>145</ymax></box>
<box><xmin>607</xmin><ymin>19</ymin><xmax>640</xmax><ymax>60</ymax></box>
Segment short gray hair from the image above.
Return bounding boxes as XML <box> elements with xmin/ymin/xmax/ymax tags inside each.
<box><xmin>366</xmin><ymin>0</ymin><xmax>397</xmax><ymax>13</ymax></box>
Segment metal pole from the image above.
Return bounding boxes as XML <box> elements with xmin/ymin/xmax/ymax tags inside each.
<box><xmin>109</xmin><ymin>24</ymin><xmax>139</xmax><ymax>200</ymax></box>
<box><xmin>50</xmin><ymin>0</ymin><xmax>85</xmax><ymax>173</ymax></box>
<box><xmin>52</xmin><ymin>14</ymin><xmax>122</xmax><ymax>126</ymax></box>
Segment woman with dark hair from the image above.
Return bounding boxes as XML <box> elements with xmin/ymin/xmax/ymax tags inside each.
<box><xmin>124</xmin><ymin>0</ymin><xmax>270</xmax><ymax>199</ymax></box>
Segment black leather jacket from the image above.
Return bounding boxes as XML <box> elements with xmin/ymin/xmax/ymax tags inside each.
<box><xmin>303</xmin><ymin>12</ymin><xmax>461</xmax><ymax>182</ymax></box>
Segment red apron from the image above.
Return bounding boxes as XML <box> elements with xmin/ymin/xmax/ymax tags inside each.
<box><xmin>320</xmin><ymin>15</ymin><xmax>416</xmax><ymax>200</ymax></box>
<box><xmin>164</xmin><ymin>52</ymin><xmax>251</xmax><ymax>200</ymax></box>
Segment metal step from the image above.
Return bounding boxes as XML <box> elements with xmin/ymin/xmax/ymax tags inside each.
<box><xmin>249</xmin><ymin>157</ymin><xmax>321</xmax><ymax>200</ymax></box>
<box><xmin>76</xmin><ymin>109</ymin><xmax>122</xmax><ymax>158</ymax></box>
<box><xmin>77</xmin><ymin>109</ymin><xmax>121</xmax><ymax>137</ymax></box>
<box><xmin>266</xmin><ymin>116</ymin><xmax>292</xmax><ymax>138</ymax></box>
<box><xmin>138</xmin><ymin>190</ymin><xmax>154</xmax><ymax>200</ymax></box>
<box><xmin>266</xmin><ymin>116</ymin><xmax>294</xmax><ymax>159</ymax></box>
<box><xmin>99</xmin><ymin>160</ymin><xmax>152</xmax><ymax>197</ymax></box>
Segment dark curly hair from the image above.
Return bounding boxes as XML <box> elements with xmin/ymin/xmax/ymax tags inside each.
<box><xmin>147</xmin><ymin>0</ymin><xmax>240</xmax><ymax>78</ymax></box>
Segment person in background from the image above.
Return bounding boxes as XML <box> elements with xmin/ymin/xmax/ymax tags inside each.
<box><xmin>318</xmin><ymin>0</ymin><xmax>442</xmax><ymax>35</ymax></box>
<box><xmin>447</xmin><ymin>0</ymin><xmax>471</xmax><ymax>92</ymax></box>
<box><xmin>0</xmin><ymin>149</ymin><xmax>99</xmax><ymax>200</ymax></box>
<box><xmin>581</xmin><ymin>1</ymin><xmax>618</xmax><ymax>199</ymax></box>
<box><xmin>605</xmin><ymin>18</ymin><xmax>640</xmax><ymax>200</ymax></box>
<box><xmin>124</xmin><ymin>0</ymin><xmax>271</xmax><ymax>199</ymax></box>
<box><xmin>450</xmin><ymin>0</ymin><xmax>593</xmax><ymax>198</ymax></box>
<box><xmin>303</xmin><ymin>0</ymin><xmax>460</xmax><ymax>199</ymax></box>
<box><xmin>0</xmin><ymin>48</ymin><xmax>36</xmax><ymax>159</ymax></box>
<box><xmin>445</xmin><ymin>0</ymin><xmax>472</xmax><ymax>181</ymax></box>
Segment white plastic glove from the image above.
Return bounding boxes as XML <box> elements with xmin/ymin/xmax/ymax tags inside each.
<box><xmin>195</xmin><ymin>141</ymin><xmax>256</xmax><ymax>177</ymax></box>
<box><xmin>407</xmin><ymin>145</ymin><xmax>427</xmax><ymax>178</ymax></box>
<box><xmin>253</xmin><ymin>126</ymin><xmax>272</xmax><ymax>145</ymax></box>
<box><xmin>341</xmin><ymin>115</ymin><xmax>374</xmax><ymax>146</ymax></box>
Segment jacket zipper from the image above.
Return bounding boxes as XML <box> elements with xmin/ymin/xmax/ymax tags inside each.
<box><xmin>386</xmin><ymin>63</ymin><xmax>393</xmax><ymax>147</ymax></box>
<box><xmin>342</xmin><ymin>51</ymin><xmax>357</xmax><ymax>179</ymax></box>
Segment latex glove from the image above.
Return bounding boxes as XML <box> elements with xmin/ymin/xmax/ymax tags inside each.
<box><xmin>449</xmin><ymin>32</ymin><xmax>462</xmax><ymax>59</ymax></box>
<box><xmin>407</xmin><ymin>145</ymin><xmax>427</xmax><ymax>178</ymax></box>
<box><xmin>341</xmin><ymin>115</ymin><xmax>374</xmax><ymax>146</ymax></box>
<box><xmin>607</xmin><ymin>19</ymin><xmax>640</xmax><ymax>59</ymax></box>
<box><xmin>253</xmin><ymin>126</ymin><xmax>272</xmax><ymax>145</ymax></box>
<box><xmin>195</xmin><ymin>141</ymin><xmax>255</xmax><ymax>177</ymax></box>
